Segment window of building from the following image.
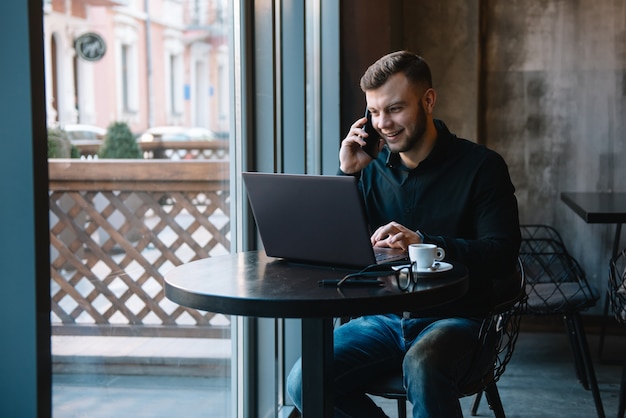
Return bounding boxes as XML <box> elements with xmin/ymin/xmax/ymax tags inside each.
<box><xmin>121</xmin><ymin>44</ymin><xmax>132</xmax><ymax>112</ymax></box>
<box><xmin>168</xmin><ymin>52</ymin><xmax>184</xmax><ymax>117</ymax></box>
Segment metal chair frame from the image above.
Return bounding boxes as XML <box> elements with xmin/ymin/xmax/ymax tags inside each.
<box><xmin>608</xmin><ymin>249</ymin><xmax>626</xmax><ymax>418</ymax></box>
<box><xmin>519</xmin><ymin>224</ymin><xmax>605</xmax><ymax>418</ymax></box>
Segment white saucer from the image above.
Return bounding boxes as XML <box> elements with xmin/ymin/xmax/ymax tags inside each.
<box><xmin>413</xmin><ymin>261</ymin><xmax>452</xmax><ymax>273</ymax></box>
<box><xmin>392</xmin><ymin>261</ymin><xmax>453</xmax><ymax>274</ymax></box>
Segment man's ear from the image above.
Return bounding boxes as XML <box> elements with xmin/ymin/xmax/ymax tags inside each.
<box><xmin>423</xmin><ymin>88</ymin><xmax>436</xmax><ymax>114</ymax></box>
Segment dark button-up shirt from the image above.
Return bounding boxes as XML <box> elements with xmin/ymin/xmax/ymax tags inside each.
<box><xmin>339</xmin><ymin>120</ymin><xmax>521</xmax><ymax>316</ymax></box>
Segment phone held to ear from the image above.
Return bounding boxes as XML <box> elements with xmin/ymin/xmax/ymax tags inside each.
<box><xmin>361</xmin><ymin>108</ymin><xmax>380</xmax><ymax>158</ymax></box>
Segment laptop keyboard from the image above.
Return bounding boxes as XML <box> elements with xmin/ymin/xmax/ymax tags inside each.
<box><xmin>375</xmin><ymin>252</ymin><xmax>398</xmax><ymax>262</ymax></box>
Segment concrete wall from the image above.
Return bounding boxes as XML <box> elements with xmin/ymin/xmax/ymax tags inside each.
<box><xmin>483</xmin><ymin>1</ymin><xmax>626</xmax><ymax>307</ymax></box>
<box><xmin>402</xmin><ymin>1</ymin><xmax>481</xmax><ymax>141</ymax></box>
<box><xmin>342</xmin><ymin>0</ymin><xmax>626</xmax><ymax>313</ymax></box>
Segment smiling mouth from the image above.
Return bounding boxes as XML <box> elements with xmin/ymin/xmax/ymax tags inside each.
<box><xmin>383</xmin><ymin>129</ymin><xmax>403</xmax><ymax>140</ymax></box>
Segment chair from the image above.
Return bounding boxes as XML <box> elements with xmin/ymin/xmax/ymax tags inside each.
<box><xmin>608</xmin><ymin>249</ymin><xmax>626</xmax><ymax>418</ymax></box>
<box><xmin>365</xmin><ymin>258</ymin><xmax>527</xmax><ymax>418</ymax></box>
<box><xmin>519</xmin><ymin>224</ymin><xmax>605</xmax><ymax>417</ymax></box>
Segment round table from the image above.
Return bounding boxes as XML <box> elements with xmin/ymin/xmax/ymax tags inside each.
<box><xmin>164</xmin><ymin>251</ymin><xmax>469</xmax><ymax>417</ymax></box>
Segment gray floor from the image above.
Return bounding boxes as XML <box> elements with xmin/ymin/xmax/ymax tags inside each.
<box><xmin>52</xmin><ymin>331</ymin><xmax>625</xmax><ymax>417</ymax></box>
<box><xmin>377</xmin><ymin>331</ymin><xmax>624</xmax><ymax>418</ymax></box>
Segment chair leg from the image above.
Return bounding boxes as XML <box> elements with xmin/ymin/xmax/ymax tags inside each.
<box><xmin>470</xmin><ymin>390</ymin><xmax>483</xmax><ymax>416</ymax></box>
<box><xmin>569</xmin><ymin>312</ymin><xmax>606</xmax><ymax>418</ymax></box>
<box><xmin>397</xmin><ymin>398</ymin><xmax>407</xmax><ymax>418</ymax></box>
<box><xmin>483</xmin><ymin>382</ymin><xmax>505</xmax><ymax>418</ymax></box>
<box><xmin>597</xmin><ymin>295</ymin><xmax>610</xmax><ymax>361</ymax></box>
<box><xmin>619</xmin><ymin>364</ymin><xmax>626</xmax><ymax>418</ymax></box>
<box><xmin>564</xmin><ymin>315</ymin><xmax>590</xmax><ymax>389</ymax></box>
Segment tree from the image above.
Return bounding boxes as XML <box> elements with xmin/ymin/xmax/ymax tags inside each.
<box><xmin>47</xmin><ymin>127</ymin><xmax>80</xmax><ymax>158</ymax></box>
<box><xmin>98</xmin><ymin>121</ymin><xmax>142</xmax><ymax>159</ymax></box>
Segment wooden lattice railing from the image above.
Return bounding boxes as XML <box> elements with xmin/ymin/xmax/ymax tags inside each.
<box><xmin>49</xmin><ymin>159</ymin><xmax>231</xmax><ymax>338</ymax></box>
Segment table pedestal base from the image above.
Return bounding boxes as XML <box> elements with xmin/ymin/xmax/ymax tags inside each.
<box><xmin>301</xmin><ymin>318</ymin><xmax>334</xmax><ymax>417</ymax></box>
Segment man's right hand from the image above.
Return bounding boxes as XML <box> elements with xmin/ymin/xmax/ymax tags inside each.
<box><xmin>339</xmin><ymin>117</ymin><xmax>383</xmax><ymax>173</ymax></box>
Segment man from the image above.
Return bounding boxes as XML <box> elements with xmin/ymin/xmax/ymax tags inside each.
<box><xmin>287</xmin><ymin>51</ymin><xmax>520</xmax><ymax>417</ymax></box>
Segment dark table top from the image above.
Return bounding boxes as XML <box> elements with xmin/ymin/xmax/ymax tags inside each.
<box><xmin>561</xmin><ymin>192</ymin><xmax>626</xmax><ymax>224</ymax></box>
<box><xmin>164</xmin><ymin>251</ymin><xmax>469</xmax><ymax>319</ymax></box>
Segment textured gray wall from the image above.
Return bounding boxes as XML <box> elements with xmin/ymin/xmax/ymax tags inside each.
<box><xmin>483</xmin><ymin>1</ymin><xmax>626</xmax><ymax>310</ymax></box>
<box><xmin>402</xmin><ymin>1</ymin><xmax>481</xmax><ymax>141</ymax></box>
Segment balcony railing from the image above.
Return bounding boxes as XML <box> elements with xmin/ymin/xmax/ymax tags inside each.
<box><xmin>49</xmin><ymin>159</ymin><xmax>230</xmax><ymax>339</ymax></box>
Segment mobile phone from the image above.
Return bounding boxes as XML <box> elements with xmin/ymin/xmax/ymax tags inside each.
<box><xmin>361</xmin><ymin>108</ymin><xmax>380</xmax><ymax>158</ymax></box>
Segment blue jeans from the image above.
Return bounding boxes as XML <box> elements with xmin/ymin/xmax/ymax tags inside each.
<box><xmin>286</xmin><ymin>314</ymin><xmax>493</xmax><ymax>418</ymax></box>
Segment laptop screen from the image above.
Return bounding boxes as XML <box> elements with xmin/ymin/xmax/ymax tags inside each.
<box><xmin>242</xmin><ymin>172</ymin><xmax>405</xmax><ymax>269</ymax></box>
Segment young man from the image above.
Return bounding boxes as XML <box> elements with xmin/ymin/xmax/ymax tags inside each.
<box><xmin>287</xmin><ymin>51</ymin><xmax>520</xmax><ymax>417</ymax></box>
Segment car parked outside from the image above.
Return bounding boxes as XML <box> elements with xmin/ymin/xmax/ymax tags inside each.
<box><xmin>62</xmin><ymin>124</ymin><xmax>107</xmax><ymax>141</ymax></box>
<box><xmin>137</xmin><ymin>126</ymin><xmax>222</xmax><ymax>160</ymax></box>
<box><xmin>138</xmin><ymin>126</ymin><xmax>217</xmax><ymax>143</ymax></box>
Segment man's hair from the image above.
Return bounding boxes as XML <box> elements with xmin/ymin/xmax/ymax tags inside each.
<box><xmin>360</xmin><ymin>51</ymin><xmax>432</xmax><ymax>92</ymax></box>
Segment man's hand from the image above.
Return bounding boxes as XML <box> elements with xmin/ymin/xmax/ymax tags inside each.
<box><xmin>339</xmin><ymin>117</ymin><xmax>384</xmax><ymax>173</ymax></box>
<box><xmin>370</xmin><ymin>221</ymin><xmax>422</xmax><ymax>251</ymax></box>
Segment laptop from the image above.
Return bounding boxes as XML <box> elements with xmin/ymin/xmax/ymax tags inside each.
<box><xmin>242</xmin><ymin>172</ymin><xmax>407</xmax><ymax>269</ymax></box>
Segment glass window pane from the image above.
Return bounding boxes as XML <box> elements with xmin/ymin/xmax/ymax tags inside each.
<box><xmin>45</xmin><ymin>1</ymin><xmax>234</xmax><ymax>416</ymax></box>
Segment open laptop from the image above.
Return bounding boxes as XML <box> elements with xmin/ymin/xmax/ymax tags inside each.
<box><xmin>242</xmin><ymin>172</ymin><xmax>407</xmax><ymax>269</ymax></box>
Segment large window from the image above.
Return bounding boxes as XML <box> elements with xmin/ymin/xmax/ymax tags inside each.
<box><xmin>3</xmin><ymin>1</ymin><xmax>343</xmax><ymax>416</ymax></box>
<box><xmin>44</xmin><ymin>1</ymin><xmax>235</xmax><ymax>416</ymax></box>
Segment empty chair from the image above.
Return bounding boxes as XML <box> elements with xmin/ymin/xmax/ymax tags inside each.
<box><xmin>519</xmin><ymin>224</ymin><xmax>604</xmax><ymax>418</ymax></box>
<box><xmin>608</xmin><ymin>249</ymin><xmax>626</xmax><ymax>418</ymax></box>
<box><xmin>365</xmin><ymin>259</ymin><xmax>527</xmax><ymax>418</ymax></box>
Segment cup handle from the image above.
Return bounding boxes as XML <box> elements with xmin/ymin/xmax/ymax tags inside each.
<box><xmin>435</xmin><ymin>247</ymin><xmax>445</xmax><ymax>261</ymax></box>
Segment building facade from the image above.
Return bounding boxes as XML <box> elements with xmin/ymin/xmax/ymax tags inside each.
<box><xmin>43</xmin><ymin>0</ymin><xmax>229</xmax><ymax>135</ymax></box>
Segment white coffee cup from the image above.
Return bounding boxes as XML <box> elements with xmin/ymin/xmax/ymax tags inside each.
<box><xmin>409</xmin><ymin>243</ymin><xmax>446</xmax><ymax>270</ymax></box>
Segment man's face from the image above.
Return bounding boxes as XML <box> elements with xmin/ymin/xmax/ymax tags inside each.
<box><xmin>365</xmin><ymin>73</ymin><xmax>428</xmax><ymax>154</ymax></box>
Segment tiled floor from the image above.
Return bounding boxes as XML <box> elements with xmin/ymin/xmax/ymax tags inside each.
<box><xmin>52</xmin><ymin>331</ymin><xmax>625</xmax><ymax>417</ymax></box>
